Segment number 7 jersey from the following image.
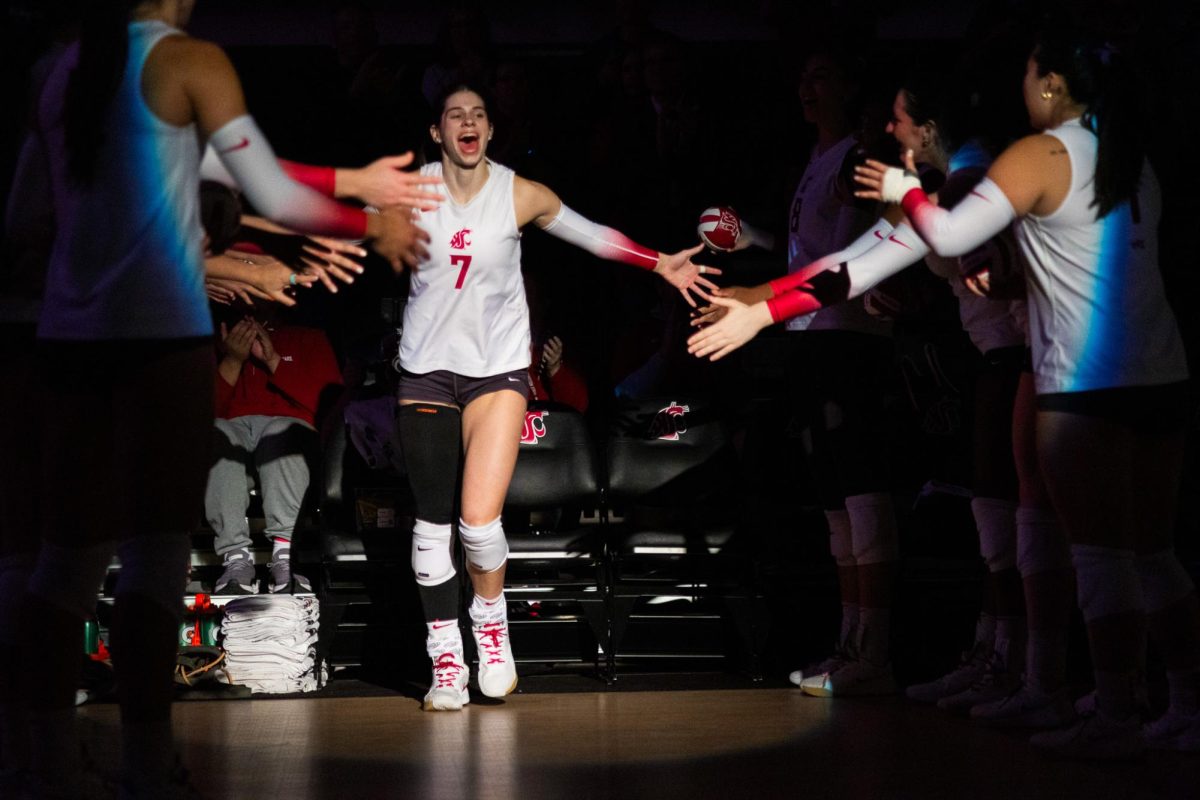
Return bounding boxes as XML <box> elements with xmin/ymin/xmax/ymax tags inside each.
<box><xmin>399</xmin><ymin>160</ymin><xmax>531</xmax><ymax>377</ymax></box>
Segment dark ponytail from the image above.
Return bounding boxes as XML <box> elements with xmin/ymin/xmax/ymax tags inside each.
<box><xmin>1033</xmin><ymin>26</ymin><xmax>1144</xmax><ymax>218</ymax></box>
<box><xmin>65</xmin><ymin>1</ymin><xmax>140</xmax><ymax>183</ymax></box>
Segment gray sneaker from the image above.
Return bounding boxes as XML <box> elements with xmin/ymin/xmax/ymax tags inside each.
<box><xmin>267</xmin><ymin>549</ymin><xmax>312</xmax><ymax>594</ymax></box>
<box><xmin>213</xmin><ymin>549</ymin><xmax>257</xmax><ymax>595</ymax></box>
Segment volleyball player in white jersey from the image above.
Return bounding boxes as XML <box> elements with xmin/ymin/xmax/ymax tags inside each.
<box><xmin>400</xmin><ymin>84</ymin><xmax>714</xmax><ymax>712</ymax></box>
<box><xmin>6</xmin><ymin>1</ymin><xmax>431</xmax><ymax>795</ymax></box>
<box><xmin>853</xmin><ymin>25</ymin><xmax>1199</xmax><ymax>758</ymax></box>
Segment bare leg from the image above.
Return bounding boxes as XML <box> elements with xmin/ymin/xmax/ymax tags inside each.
<box><xmin>460</xmin><ymin>389</ymin><xmax>526</xmax><ymax>597</ymax></box>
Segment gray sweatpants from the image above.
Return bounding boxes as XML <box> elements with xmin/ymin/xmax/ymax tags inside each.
<box><xmin>205</xmin><ymin>415</ymin><xmax>316</xmax><ymax>557</ymax></box>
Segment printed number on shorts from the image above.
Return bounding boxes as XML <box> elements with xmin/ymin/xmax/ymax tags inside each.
<box><xmin>451</xmin><ymin>254</ymin><xmax>472</xmax><ymax>289</ymax></box>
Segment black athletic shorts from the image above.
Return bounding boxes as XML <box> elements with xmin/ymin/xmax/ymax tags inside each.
<box><xmin>1036</xmin><ymin>380</ymin><xmax>1195</xmax><ymax>435</ymax></box>
<box><xmin>397</xmin><ymin>367</ymin><xmax>533</xmax><ymax>408</ymax></box>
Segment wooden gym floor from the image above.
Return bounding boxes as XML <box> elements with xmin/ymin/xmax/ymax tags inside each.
<box><xmin>77</xmin><ymin>683</ymin><xmax>1200</xmax><ymax>799</ymax></box>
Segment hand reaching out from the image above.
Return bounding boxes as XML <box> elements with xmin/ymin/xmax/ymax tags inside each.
<box><xmin>368</xmin><ymin>206</ymin><xmax>431</xmax><ymax>273</ymax></box>
<box><xmin>691</xmin><ymin>284</ymin><xmax>773</xmax><ymax>327</ymax></box>
<box><xmin>685</xmin><ymin>296</ymin><xmax>775</xmax><ymax>361</ymax></box>
<box><xmin>346</xmin><ymin>153</ymin><xmax>444</xmax><ymax>210</ymax></box>
<box><xmin>653</xmin><ymin>243</ymin><xmax>722</xmax><ymax>307</ymax></box>
<box><xmin>300</xmin><ymin>236</ymin><xmax>367</xmax><ymax>293</ymax></box>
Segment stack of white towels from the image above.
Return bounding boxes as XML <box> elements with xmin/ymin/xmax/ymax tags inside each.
<box><xmin>218</xmin><ymin>595</ymin><xmax>326</xmax><ymax>694</ymax></box>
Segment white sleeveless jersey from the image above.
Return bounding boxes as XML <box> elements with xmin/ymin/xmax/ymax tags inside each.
<box><xmin>1015</xmin><ymin>118</ymin><xmax>1187</xmax><ymax>394</ymax></box>
<box><xmin>399</xmin><ymin>160</ymin><xmax>530</xmax><ymax>377</ymax></box>
<box><xmin>785</xmin><ymin>135</ymin><xmax>890</xmax><ymax>335</ymax></box>
<box><xmin>37</xmin><ymin>20</ymin><xmax>210</xmax><ymax>340</ymax></box>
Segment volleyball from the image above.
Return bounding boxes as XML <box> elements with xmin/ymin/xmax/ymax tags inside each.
<box><xmin>697</xmin><ymin>206</ymin><xmax>742</xmax><ymax>252</ymax></box>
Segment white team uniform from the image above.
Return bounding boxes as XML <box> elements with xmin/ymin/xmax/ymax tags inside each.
<box><xmin>399</xmin><ymin>160</ymin><xmax>530</xmax><ymax>378</ymax></box>
<box><xmin>37</xmin><ymin>20</ymin><xmax>210</xmax><ymax>340</ymax></box>
<box><xmin>1015</xmin><ymin>119</ymin><xmax>1188</xmax><ymax>395</ymax></box>
<box><xmin>786</xmin><ymin>135</ymin><xmax>890</xmax><ymax>334</ymax></box>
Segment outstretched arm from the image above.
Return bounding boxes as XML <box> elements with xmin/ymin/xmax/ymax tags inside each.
<box><xmin>686</xmin><ymin>217</ymin><xmax>929</xmax><ymax>360</ymax></box>
<box><xmin>516</xmin><ymin>177</ymin><xmax>721</xmax><ymax>306</ymax></box>
<box><xmin>201</xmin><ymin>148</ymin><xmax>443</xmax><ymax>210</ymax></box>
<box><xmin>181</xmin><ymin>38</ymin><xmax>427</xmax><ymax>269</ymax></box>
<box><xmin>852</xmin><ymin>140</ymin><xmax>1062</xmax><ymax>257</ymax></box>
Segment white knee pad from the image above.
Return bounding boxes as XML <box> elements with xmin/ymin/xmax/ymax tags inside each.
<box><xmin>825</xmin><ymin>509</ymin><xmax>855</xmax><ymax>568</ymax></box>
<box><xmin>27</xmin><ymin>541</ymin><xmax>115</xmax><ymax>621</ymax></box>
<box><xmin>1071</xmin><ymin>544</ymin><xmax>1143</xmax><ymax>622</ymax></box>
<box><xmin>845</xmin><ymin>492</ymin><xmax>899</xmax><ymax>565</ymax></box>
<box><xmin>115</xmin><ymin>533</ymin><xmax>191</xmax><ymax>622</ymax></box>
<box><xmin>972</xmin><ymin>497</ymin><xmax>1017</xmax><ymax>573</ymax></box>
<box><xmin>458</xmin><ymin>517</ymin><xmax>508</xmax><ymax>573</ymax></box>
<box><xmin>0</xmin><ymin>552</ymin><xmax>36</xmax><ymax>644</ymax></box>
<box><xmin>1016</xmin><ymin>506</ymin><xmax>1071</xmax><ymax>578</ymax></box>
<box><xmin>1136</xmin><ymin>549</ymin><xmax>1196</xmax><ymax>614</ymax></box>
<box><xmin>412</xmin><ymin>519</ymin><xmax>455</xmax><ymax>587</ymax></box>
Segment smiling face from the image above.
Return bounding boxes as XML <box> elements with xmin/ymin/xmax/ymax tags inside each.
<box><xmin>887</xmin><ymin>88</ymin><xmax>935</xmax><ymax>163</ymax></box>
<box><xmin>431</xmin><ymin>89</ymin><xmax>492</xmax><ymax>168</ymax></box>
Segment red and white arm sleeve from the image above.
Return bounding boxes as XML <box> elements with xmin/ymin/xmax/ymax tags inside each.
<box><xmin>201</xmin><ymin>144</ymin><xmax>336</xmax><ymax>197</ymax></box>
<box><xmin>762</xmin><ymin>223</ymin><xmax>929</xmax><ymax>324</ymax></box>
<box><xmin>769</xmin><ymin>218</ymin><xmax>895</xmax><ymax>296</ymax></box>
<box><xmin>539</xmin><ymin>204</ymin><xmax>659</xmax><ymax>270</ymax></box>
<box><xmin>899</xmin><ymin>177</ymin><xmax>1016</xmax><ymax>257</ymax></box>
<box><xmin>207</xmin><ymin>116</ymin><xmax>365</xmax><ymax>240</ymax></box>
<box><xmin>844</xmin><ymin>222</ymin><xmax>929</xmax><ymax>295</ymax></box>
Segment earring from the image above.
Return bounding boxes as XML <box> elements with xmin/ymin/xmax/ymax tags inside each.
<box><xmin>1041</xmin><ymin>90</ymin><xmax>1053</xmax><ymax>100</ymax></box>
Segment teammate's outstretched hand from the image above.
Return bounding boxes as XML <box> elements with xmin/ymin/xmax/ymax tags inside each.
<box><xmin>654</xmin><ymin>243</ymin><xmax>722</xmax><ymax>307</ymax></box>
<box><xmin>369</xmin><ymin>207</ymin><xmax>431</xmax><ymax>272</ymax></box>
<box><xmin>690</xmin><ymin>284</ymin><xmax>773</xmax><ymax>327</ymax></box>
<box><xmin>301</xmin><ymin>236</ymin><xmax>367</xmax><ymax>293</ymax></box>
<box><xmin>242</xmin><ymin>253</ymin><xmax>317</xmax><ymax>306</ymax></box>
<box><xmin>686</xmin><ymin>296</ymin><xmax>774</xmax><ymax>361</ymax></box>
<box><xmin>344</xmin><ymin>153</ymin><xmax>444</xmax><ymax>210</ymax></box>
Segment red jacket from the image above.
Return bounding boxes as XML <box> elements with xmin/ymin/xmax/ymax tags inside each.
<box><xmin>528</xmin><ymin>355</ymin><xmax>589</xmax><ymax>413</ymax></box>
<box><xmin>215</xmin><ymin>325</ymin><xmax>343</xmax><ymax>427</ymax></box>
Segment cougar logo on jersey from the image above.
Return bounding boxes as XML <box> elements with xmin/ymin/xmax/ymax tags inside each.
<box><xmin>648</xmin><ymin>402</ymin><xmax>690</xmax><ymax>441</ymax></box>
<box><xmin>450</xmin><ymin>229</ymin><xmax>472</xmax><ymax>250</ymax></box>
<box><xmin>521</xmin><ymin>410</ymin><xmax>548</xmax><ymax>444</ymax></box>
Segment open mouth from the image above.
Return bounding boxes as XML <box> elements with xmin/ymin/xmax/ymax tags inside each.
<box><xmin>458</xmin><ymin>132</ymin><xmax>481</xmax><ymax>154</ymax></box>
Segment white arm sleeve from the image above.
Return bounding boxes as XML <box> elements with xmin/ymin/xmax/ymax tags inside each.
<box><xmin>844</xmin><ymin>222</ymin><xmax>930</xmax><ymax>297</ymax></box>
<box><xmin>908</xmin><ymin>177</ymin><xmax>1016</xmax><ymax>257</ymax></box>
<box><xmin>774</xmin><ymin>217</ymin><xmax>896</xmax><ymax>295</ymax></box>
<box><xmin>198</xmin><ymin>143</ymin><xmax>236</xmax><ymax>187</ymax></box>
<box><xmin>538</xmin><ymin>203</ymin><xmax>659</xmax><ymax>269</ymax></box>
<box><xmin>207</xmin><ymin>115</ymin><xmax>365</xmax><ymax>239</ymax></box>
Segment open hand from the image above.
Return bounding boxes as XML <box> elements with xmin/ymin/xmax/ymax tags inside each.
<box><xmin>854</xmin><ymin>149</ymin><xmax>919</xmax><ymax>203</ymax></box>
<box><xmin>685</xmin><ymin>296</ymin><xmax>774</xmax><ymax>361</ymax></box>
<box><xmin>349</xmin><ymin>153</ymin><xmax>444</xmax><ymax>210</ymax></box>
<box><xmin>654</xmin><ymin>243</ymin><xmax>722</xmax><ymax>307</ymax></box>
<box><xmin>370</xmin><ymin>207</ymin><xmax>431</xmax><ymax>273</ymax></box>
<box><xmin>690</xmin><ymin>284</ymin><xmax>772</xmax><ymax>327</ymax></box>
<box><xmin>301</xmin><ymin>236</ymin><xmax>367</xmax><ymax>293</ymax></box>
